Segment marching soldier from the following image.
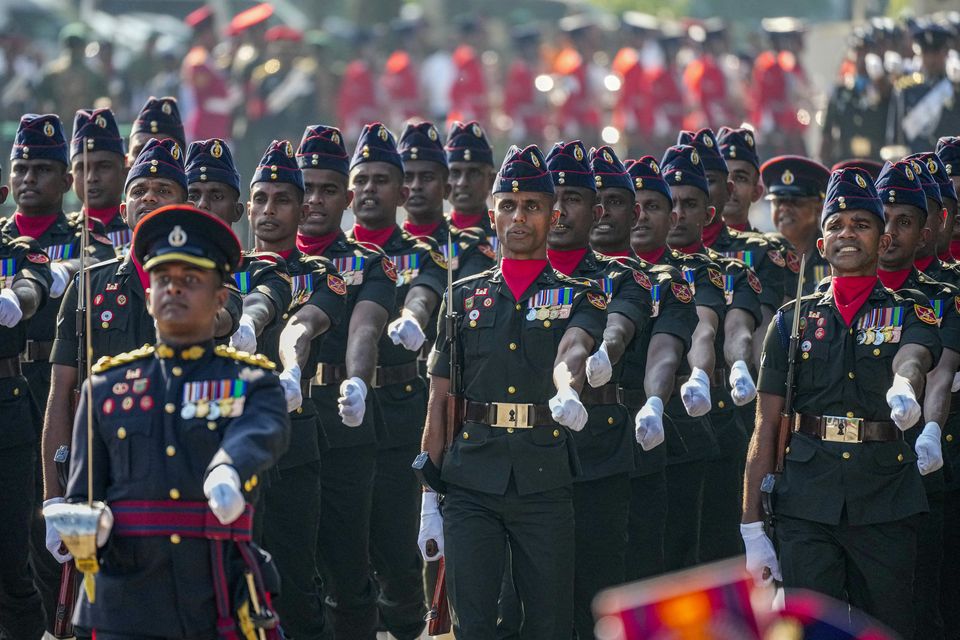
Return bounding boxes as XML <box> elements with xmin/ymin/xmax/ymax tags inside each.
<box><xmin>742</xmin><ymin>167</ymin><xmax>940</xmax><ymax>639</ymax></box>
<box><xmin>128</xmin><ymin>97</ymin><xmax>186</xmax><ymax>164</ymax></box>
<box><xmin>717</xmin><ymin>126</ymin><xmax>764</xmax><ymax>232</ymax></box>
<box><xmin>417</xmin><ymin>144</ymin><xmax>606</xmax><ymax>637</ymax></box>
<box><xmin>759</xmin><ymin>156</ymin><xmax>832</xmax><ymax>295</ymax></box>
<box><xmin>553</xmin><ymin>16</ymin><xmax>602</xmax><ymax>142</ymax></box>
<box><xmin>906</xmin><ymin>154</ymin><xmax>958</xmax><ymax>286</ymax></box>
<box><xmin>347</xmin><ymin>123</ymin><xmax>446</xmax><ymax>640</ymax></box>
<box><xmin>293</xmin><ymin>124</ymin><xmax>396</xmax><ymax>639</ymax></box>
<box><xmin>445</xmin><ymin>121</ymin><xmax>497</xmax><ymax>250</ymax></box>
<box><xmin>936</xmin><ymin>137</ymin><xmax>960</xmax><ymax>261</ymax></box>
<box><xmin>63</xmin><ymin>204</ymin><xmax>291</xmax><ymax>639</ymax></box>
<box><xmin>244</xmin><ymin>139</ymin><xmax>345</xmax><ymax>640</ymax></box>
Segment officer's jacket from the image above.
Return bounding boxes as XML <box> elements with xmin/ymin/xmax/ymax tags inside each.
<box><xmin>65</xmin><ymin>341</ymin><xmax>290</xmax><ymax>637</ymax></box>
<box><xmin>429</xmin><ymin>264</ymin><xmax>606</xmax><ymax>495</ymax></box>
<box><xmin>767</xmin><ymin>233</ymin><xmax>832</xmax><ymax>297</ymax></box>
<box><xmin>709</xmin><ymin>225</ymin><xmax>787</xmax><ymax>308</ymax></box>
<box><xmin>895</xmin><ymin>73</ymin><xmax>960</xmax><ymax>152</ymax></box>
<box><xmin>423</xmin><ymin>219</ymin><xmax>495</xmax><ymax>281</ymax></box>
<box><xmin>758</xmin><ymin>280</ymin><xmax>941</xmax><ymax>526</ymax></box>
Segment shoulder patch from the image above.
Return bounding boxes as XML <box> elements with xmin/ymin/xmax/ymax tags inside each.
<box><xmin>633</xmin><ymin>269</ymin><xmax>652</xmax><ymax>290</ymax></box>
<box><xmin>748</xmin><ymin>270</ymin><xmax>763</xmax><ymax>294</ymax></box>
<box><xmin>767</xmin><ymin>249</ymin><xmax>786</xmax><ymax>268</ymax></box>
<box><xmin>708</xmin><ymin>267</ymin><xmax>724</xmax><ymax>289</ymax></box>
<box><xmin>327</xmin><ymin>273</ymin><xmax>347</xmax><ymax>296</ymax></box>
<box><xmin>478</xmin><ymin>243</ymin><xmax>496</xmax><ymax>260</ymax></box>
<box><xmin>26</xmin><ymin>252</ymin><xmax>49</xmax><ymax>264</ymax></box>
<box><xmin>586</xmin><ymin>292</ymin><xmax>607</xmax><ymax>310</ymax></box>
<box><xmin>915</xmin><ymin>304</ymin><xmax>939</xmax><ymax>326</ymax></box>
<box><xmin>430</xmin><ymin>250</ymin><xmax>448</xmax><ymax>269</ymax></box>
<box><xmin>382</xmin><ymin>257</ymin><xmax>398</xmax><ymax>282</ymax></box>
<box><xmin>671</xmin><ymin>281</ymin><xmax>693</xmax><ymax>303</ymax></box>
<box><xmin>786</xmin><ymin>251</ymin><xmax>801</xmax><ymax>274</ymax></box>
<box><xmin>214</xmin><ymin>344</ymin><xmax>277</xmax><ymax>370</ymax></box>
<box><xmin>92</xmin><ymin>344</ymin><xmax>155</xmax><ymax>373</ymax></box>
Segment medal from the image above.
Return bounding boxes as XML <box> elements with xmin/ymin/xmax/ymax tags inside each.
<box><xmin>230</xmin><ymin>397</ymin><xmax>246</xmax><ymax>417</ymax></box>
<box><xmin>196</xmin><ymin>399</ymin><xmax>209</xmax><ymax>419</ymax></box>
<box><xmin>549</xmin><ymin>305</ymin><xmax>560</xmax><ymax>320</ymax></box>
<box><xmin>536</xmin><ymin>307</ymin><xmax>549</xmax><ymax>321</ymax></box>
<box><xmin>873</xmin><ymin>330</ymin><xmax>885</xmax><ymax>345</ymax></box>
<box><xmin>220</xmin><ymin>397</ymin><xmax>233</xmax><ymax>415</ymax></box>
<box><xmin>856</xmin><ymin>330</ymin><xmax>866</xmax><ymax>345</ymax></box>
<box><xmin>181</xmin><ymin>402</ymin><xmax>197</xmax><ymax>420</ymax></box>
<box><xmin>526</xmin><ymin>308</ymin><xmax>537</xmax><ymax>321</ymax></box>
<box><xmin>559</xmin><ymin>305</ymin><xmax>571</xmax><ymax>319</ymax></box>
<box><xmin>207</xmin><ymin>402</ymin><xmax>221</xmax><ymax>420</ymax></box>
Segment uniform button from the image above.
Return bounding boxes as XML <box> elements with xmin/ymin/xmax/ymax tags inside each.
<box><xmin>170</xmin><ymin>534</ymin><xmax>181</xmax><ymax>544</ymax></box>
<box><xmin>101</xmin><ymin>322</ymin><xmax>109</xmax><ymax>329</ymax></box>
<box><xmin>251</xmin><ymin>474</ymin><xmax>258</xmax><ymax>487</ymax></box>
<box><xmin>165</xmin><ymin>445</ymin><xmax>176</xmax><ymax>457</ymax></box>
<box><xmin>718</xmin><ymin>400</ymin><xmax>725</xmax><ymax>409</ymax></box>
<box><xmin>165</xmin><ymin>403</ymin><xmax>176</xmax><ymax>414</ymax></box>
<box><xmin>543</xmin><ymin>320</ymin><xmax>551</xmax><ymax>328</ymax></box>
<box><xmin>897</xmin><ymin>453</ymin><xmax>904</xmax><ymax>462</ymax></box>
<box><xmin>509</xmin><ymin>343</ymin><xmax>517</xmax><ymax>351</ymax></box>
<box><xmin>463</xmin><ymin>432</ymin><xmax>470</xmax><ymax>440</ymax></box>
<box><xmin>947</xmin><ymin>434</ymin><xmax>955</xmax><ymax>443</ymax></box>
<box><xmin>469</xmin><ymin>320</ymin><xmax>477</xmax><ymax>328</ymax></box>
<box><xmin>507</xmin><ymin>428</ymin><xmax>514</xmax><ymax>434</ymax></box>
<box><xmin>873</xmin><ymin>348</ymin><xmax>881</xmax><ymax>356</ymax></box>
<box><xmin>801</xmin><ymin>353</ymin><xmax>809</xmax><ymax>360</ymax></box>
<box><xmin>785</xmin><ymin>446</ymin><xmax>791</xmax><ymax>454</ymax></box>
<box><xmin>282</xmin><ymin>313</ymin><xmax>289</xmax><ymax>320</ymax></box>
<box><xmin>13</xmin><ymin>387</ymin><xmax>20</xmax><ymax>396</ymax></box>
<box><xmin>846</xmin><ymin>411</ymin><xmax>855</xmax><ymax>418</ymax></box>
<box><xmin>244</xmin><ymin>480</ymin><xmax>253</xmax><ymax>492</ymax></box>
<box><xmin>405</xmin><ymin>384</ymin><xmax>413</xmax><ymax>392</ymax></box>
<box><xmin>553</xmin><ymin>429</ymin><xmax>560</xmax><ymax>438</ymax></box>
<box><xmin>207</xmin><ymin>421</ymin><xmax>217</xmax><ymax>431</ymax></box>
<box><xmin>848</xmin><ymin>372</ymin><xmax>855</xmax><ymax>379</ymax></box>
<box><xmin>849</xmin><ymin>328</ymin><xmax>853</xmax><ymax>335</ymax></box>
<box><xmin>842</xmin><ymin>452</ymin><xmax>851</xmax><ymax>460</ymax></box>
<box><xmin>507</xmin><ymin>386</ymin><xmax>516</xmax><ymax>394</ymax></box>
<box><xmin>116</xmin><ymin>427</ymin><xmax>127</xmax><ymax>439</ymax></box>
<box><xmin>296</xmin><ymin>407</ymin><xmax>303</xmax><ymax>414</ymax></box>
<box><xmin>607</xmin><ymin>417</ymin><xmax>614</xmax><ymax>425</ymax></box>
<box><xmin>169</xmin><ymin>488</ymin><xmax>181</xmax><ymax>500</ymax></box>
<box><xmin>171</xmin><ymin>366</ymin><xmax>183</xmax><ymax>376</ymax></box>
<box><xmin>515</xmin><ymin>304</ymin><xmax>522</xmax><ymax>311</ymax></box>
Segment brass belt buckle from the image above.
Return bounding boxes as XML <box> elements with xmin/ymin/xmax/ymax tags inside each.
<box><xmin>491</xmin><ymin>402</ymin><xmax>531</xmax><ymax>429</ymax></box>
<box><xmin>823</xmin><ymin>415</ymin><xmax>862</xmax><ymax>443</ymax></box>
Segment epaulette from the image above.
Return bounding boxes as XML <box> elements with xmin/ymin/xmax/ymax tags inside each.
<box><xmin>214</xmin><ymin>344</ymin><xmax>276</xmax><ymax>370</ymax></box>
<box><xmin>555</xmin><ymin>272</ymin><xmax>595</xmax><ymax>289</ymax></box>
<box><xmin>92</xmin><ymin>344</ymin><xmax>155</xmax><ymax>374</ymax></box>
<box><xmin>452</xmin><ymin>269</ymin><xmax>492</xmax><ymax>288</ymax></box>
<box><xmin>896</xmin><ymin>72</ymin><xmax>923</xmax><ymax>91</ymax></box>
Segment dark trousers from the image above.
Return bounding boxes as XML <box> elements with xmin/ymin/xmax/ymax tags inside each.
<box><xmin>262</xmin><ymin>459</ymin><xmax>329</xmax><ymax>640</ymax></box>
<box><xmin>942</xmin><ymin>489</ymin><xmax>960</xmax><ymax>639</ymax></box>
<box><xmin>626</xmin><ymin>470</ymin><xmax>668</xmax><ymax>580</ymax></box>
<box><xmin>0</xmin><ymin>443</ymin><xmax>45</xmax><ymax>640</ymax></box>
<box><xmin>316</xmin><ymin>444</ymin><xmax>378</xmax><ymax>640</ymax></box>
<box><xmin>663</xmin><ymin>460</ymin><xmax>705</xmax><ymax>570</ymax></box>
<box><xmin>572</xmin><ymin>473</ymin><xmax>630</xmax><ymax>640</ymax></box>
<box><xmin>697</xmin><ymin>453</ymin><xmax>745</xmax><ymax>562</ymax></box>
<box><xmin>913</xmin><ymin>490</ymin><xmax>944</xmax><ymax>639</ymax></box>
<box><xmin>776</xmin><ymin>513</ymin><xmax>918</xmax><ymax>639</ymax></box>
<box><xmin>369</xmin><ymin>444</ymin><xmax>426</xmax><ymax>640</ymax></box>
<box><xmin>445</xmin><ymin>482</ymin><xmax>574</xmax><ymax>640</ymax></box>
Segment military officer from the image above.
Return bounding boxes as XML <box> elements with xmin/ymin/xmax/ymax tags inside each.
<box><xmin>445</xmin><ymin>121</ymin><xmax>498</xmax><ymax>250</ymax></box>
<box><xmin>69</xmin><ymin>108</ymin><xmax>130</xmax><ymax>255</ymax></box>
<box><xmin>418</xmin><ymin>144</ymin><xmax>606</xmax><ymax>638</ymax></box>
<box><xmin>875</xmin><ymin>159</ymin><xmax>958</xmax><ymax>639</ymax></box>
<box><xmin>62</xmin><ymin>204</ymin><xmax>290</xmax><ymax>639</ymax></box>
<box><xmin>760</xmin><ymin>156</ymin><xmax>832</xmax><ymax>295</ymax></box>
<box><xmin>717</xmin><ymin>126</ymin><xmax>764</xmax><ymax>232</ymax></box>
<box><xmin>293</xmin><ymin>124</ymin><xmax>396</xmax><ymax>639</ymax></box>
<box><xmin>245</xmin><ymin>139</ymin><xmax>346</xmax><ymax>640</ymax></box>
<box><xmin>0</xmin><ymin>212</ymin><xmax>52</xmax><ymax>640</ymax></box>
<box><xmin>128</xmin><ymin>96</ymin><xmax>186</xmax><ymax>164</ymax></box>
<box><xmin>906</xmin><ymin>153</ymin><xmax>958</xmax><ymax>287</ymax></box>
<box><xmin>347</xmin><ymin>123</ymin><xmax>446</xmax><ymax>640</ymax></box>
<box><xmin>742</xmin><ymin>167</ymin><xmax>940</xmax><ymax>639</ymax></box>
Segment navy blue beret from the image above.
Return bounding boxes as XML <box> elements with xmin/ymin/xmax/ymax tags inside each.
<box><xmin>125</xmin><ymin>137</ymin><xmax>186</xmax><ymax>193</ymax></box>
<box><xmin>12</xmin><ymin>113</ymin><xmax>68</xmax><ymax>164</ymax></box>
<box><xmin>717</xmin><ymin>126</ymin><xmax>759</xmax><ymax>170</ymax></box>
<box><xmin>626</xmin><ymin>155</ymin><xmax>672</xmax><ymax>203</ymax></box>
<box><xmin>297</xmin><ymin>124</ymin><xmax>349</xmax><ymax>175</ymax></box>
<box><xmin>875</xmin><ymin>160</ymin><xmax>927</xmax><ymax>213</ymax></box>
<box><xmin>398</xmin><ymin>121</ymin><xmax>446</xmax><ymax>167</ymax></box>
<box><xmin>185</xmin><ymin>139</ymin><xmax>241</xmax><ymax>193</ymax></box>
<box><xmin>905</xmin><ymin>154</ymin><xmax>943</xmax><ymax>208</ymax></box>
<box><xmin>71</xmin><ymin>108</ymin><xmax>124</xmax><ymax>159</ymax></box>
<box><xmin>251</xmin><ymin>140</ymin><xmax>303</xmax><ymax>191</ymax></box>
<box><xmin>661</xmin><ymin>144</ymin><xmax>709</xmax><ymax>196</ymax></box>
<box><xmin>131</xmin><ymin>96</ymin><xmax>185</xmax><ymax>146</ymax></box>
<box><xmin>445</xmin><ymin>120</ymin><xmax>494</xmax><ymax>166</ymax></box>
<box><xmin>590</xmin><ymin>145</ymin><xmax>634</xmax><ymax>193</ymax></box>
<box><xmin>545</xmin><ymin>140</ymin><xmax>594</xmax><ymax>191</ymax></box>
<box><xmin>936</xmin><ymin>136</ymin><xmax>960</xmax><ymax>179</ymax></box>
<box><xmin>677</xmin><ymin>128</ymin><xmax>728</xmax><ymax>174</ymax></box>
<box><xmin>350</xmin><ymin>122</ymin><xmax>403</xmax><ymax>172</ymax></box>
<box><xmin>821</xmin><ymin>168</ymin><xmax>884</xmax><ymax>225</ymax></box>
<box><xmin>493</xmin><ymin>144</ymin><xmax>553</xmax><ymax>195</ymax></box>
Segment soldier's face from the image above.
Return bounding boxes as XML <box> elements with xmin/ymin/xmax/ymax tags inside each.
<box><xmin>491</xmin><ymin>192</ymin><xmax>558</xmax><ymax>259</ymax></box>
<box><xmin>593</xmin><ymin>187</ymin><xmax>639</xmax><ymax>249</ymax></box>
<box><xmin>248</xmin><ymin>182</ymin><xmax>307</xmax><ymax>245</ymax></box>
<box><xmin>880</xmin><ymin>204</ymin><xmax>928</xmax><ymax>269</ymax></box>
<box><xmin>632</xmin><ymin>191</ymin><xmax>675</xmax><ymax>252</ymax></box>
<box><xmin>448</xmin><ymin>162</ymin><xmax>494</xmax><ymax>213</ymax></box>
<box><xmin>10</xmin><ymin>159</ymin><xmax>72</xmax><ymax>213</ymax></box>
<box><xmin>819</xmin><ymin>210</ymin><xmax>889</xmax><ymax>276</ymax></box>
<box><xmin>668</xmin><ymin>185</ymin><xmax>714</xmax><ymax>247</ymax></box>
<box><xmin>549</xmin><ymin>186</ymin><xmax>599</xmax><ymax>250</ymax></box>
<box><xmin>350</xmin><ymin>162</ymin><xmax>408</xmax><ymax>227</ymax></box>
<box><xmin>704</xmin><ymin>169</ymin><xmax>732</xmax><ymax>214</ymax></box>
<box><xmin>302</xmin><ymin>169</ymin><xmax>352</xmax><ymax>237</ymax></box>
<box><xmin>920</xmin><ymin>196</ymin><xmax>947</xmax><ymax>257</ymax></box>
<box><xmin>723</xmin><ymin>160</ymin><xmax>762</xmax><ymax>225</ymax></box>
<box><xmin>187</xmin><ymin>181</ymin><xmax>243</xmax><ymax>225</ymax></box>
<box><xmin>771</xmin><ymin>196</ymin><xmax>820</xmax><ymax>245</ymax></box>
<box><xmin>122</xmin><ymin>178</ymin><xmax>185</xmax><ymax>229</ymax></box>
<box><xmin>146</xmin><ymin>262</ymin><xmax>226</xmax><ymax>341</ymax></box>
<box><xmin>71</xmin><ymin>151</ymin><xmax>126</xmax><ymax>210</ymax></box>
<box><xmin>404</xmin><ymin>160</ymin><xmax>450</xmax><ymax>220</ymax></box>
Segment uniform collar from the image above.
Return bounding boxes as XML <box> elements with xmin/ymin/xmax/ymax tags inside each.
<box><xmin>817</xmin><ymin>277</ymin><xmax>888</xmax><ymax>306</ymax></box>
<box><xmin>488</xmin><ymin>261</ymin><xmax>557</xmax><ymax>301</ymax></box>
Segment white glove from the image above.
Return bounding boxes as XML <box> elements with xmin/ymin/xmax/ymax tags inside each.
<box><xmin>681</xmin><ymin>367</ymin><xmax>712</xmax><ymax>417</ymax></box>
<box><xmin>0</xmin><ymin>288</ymin><xmax>23</xmax><ymax>328</ymax></box>
<box><xmin>729</xmin><ymin>360</ymin><xmax>758</xmax><ymax>406</ymax></box>
<box><xmin>585</xmin><ymin>342</ymin><xmax>613</xmax><ymax>388</ymax></box>
<box><xmin>96</xmin><ymin>505</ymin><xmax>114</xmax><ymax>548</ymax></box>
<box><xmin>549</xmin><ymin>385</ymin><xmax>588</xmax><ymax>432</ymax></box>
<box><xmin>387</xmin><ymin>313</ymin><xmax>426</xmax><ymax>352</ymax></box>
<box><xmin>229</xmin><ymin>316</ymin><xmax>258</xmax><ymax>353</ymax></box>
<box><xmin>49</xmin><ymin>262</ymin><xmax>71</xmax><ymax>298</ymax></box>
<box><xmin>43</xmin><ymin>498</ymin><xmax>72</xmax><ymax>563</ymax></box>
<box><xmin>635</xmin><ymin>396</ymin><xmax>665</xmax><ymax>451</ymax></box>
<box><xmin>278</xmin><ymin>365</ymin><xmax>303</xmax><ymax>413</ymax></box>
<box><xmin>916</xmin><ymin>421</ymin><xmax>944</xmax><ymax>476</ymax></box>
<box><xmin>951</xmin><ymin>371</ymin><xmax>960</xmax><ymax>393</ymax></box>
<box><xmin>203</xmin><ymin>465</ymin><xmax>245</xmax><ymax>525</ymax></box>
<box><xmin>886</xmin><ymin>374</ymin><xmax>921</xmax><ymax>431</ymax></box>
<box><xmin>740</xmin><ymin>521</ymin><xmax>782</xmax><ymax>586</ymax></box>
<box><xmin>338</xmin><ymin>377</ymin><xmax>367</xmax><ymax>427</ymax></box>
<box><xmin>417</xmin><ymin>491</ymin><xmax>444</xmax><ymax>561</ymax></box>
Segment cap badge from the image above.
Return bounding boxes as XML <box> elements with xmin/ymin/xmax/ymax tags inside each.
<box><xmin>690</xmin><ymin>149</ymin><xmax>700</xmax><ymax>165</ymax></box>
<box><xmin>95</xmin><ymin>114</ymin><xmax>107</xmax><ymax>128</ymax></box>
<box><xmin>161</xmin><ymin>101</ymin><xmax>172</xmax><ymax>115</ymax></box>
<box><xmin>43</xmin><ymin>122</ymin><xmax>54</xmax><ymax>137</ymax></box>
<box><xmin>745</xmin><ymin>132</ymin><xmax>754</xmax><ymax>147</ymax></box>
<box><xmin>331</xmin><ymin>131</ymin><xmax>340</xmax><ymax>145</ymax></box>
<box><xmin>928</xmin><ymin>158</ymin><xmax>938</xmax><ymax>174</ymax></box>
<box><xmin>573</xmin><ymin>145</ymin><xmax>583</xmax><ymax>161</ymax></box>
<box><xmin>603</xmin><ymin>150</ymin><xmax>613</xmax><ymax>163</ymax></box>
<box><xmin>284</xmin><ymin>141</ymin><xmax>294</xmax><ymax>157</ymax></box>
<box><xmin>168</xmin><ymin>225</ymin><xmax>187</xmax><ymax>247</ymax></box>
<box><xmin>171</xmin><ymin>142</ymin><xmax>181</xmax><ymax>160</ymax></box>
<box><xmin>703</xmin><ymin>135</ymin><xmax>714</xmax><ymax>148</ymax></box>
<box><xmin>378</xmin><ymin>126</ymin><xmax>388</xmax><ymax>142</ymax></box>
<box><xmin>427</xmin><ymin>126</ymin><xmax>438</xmax><ymax>141</ymax></box>
<box><xmin>781</xmin><ymin>169</ymin><xmax>795</xmax><ymax>185</ymax></box>
<box><xmin>905</xmin><ymin>166</ymin><xmax>914</xmax><ymax>181</ymax></box>
<box><xmin>650</xmin><ymin>160</ymin><xmax>660</xmax><ymax>174</ymax></box>
<box><xmin>211</xmin><ymin>141</ymin><xmax>223</xmax><ymax>158</ymax></box>
<box><xmin>530</xmin><ymin>153</ymin><xmax>540</xmax><ymax>168</ymax></box>
<box><xmin>472</xmin><ymin>123</ymin><xmax>482</xmax><ymax>138</ymax></box>
<box><xmin>855</xmin><ymin>173</ymin><xmax>867</xmax><ymax>189</ymax></box>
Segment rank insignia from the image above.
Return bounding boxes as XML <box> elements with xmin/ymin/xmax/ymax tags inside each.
<box><xmin>747</xmin><ymin>271</ymin><xmax>763</xmax><ymax>294</ymax></box>
<box><xmin>106</xmin><ymin>283</ymin><xmax>119</xmax><ymax>291</ymax></box>
<box><xmin>915</xmin><ymin>304</ymin><xmax>938</xmax><ymax>326</ymax></box>
<box><xmin>464</xmin><ymin>296</ymin><xmax>474</xmax><ymax>310</ymax></box>
<box><xmin>767</xmin><ymin>249</ymin><xmax>785</xmax><ymax>268</ymax></box>
<box><xmin>586</xmin><ymin>292</ymin><xmax>607</xmax><ymax>310</ymax></box>
<box><xmin>672</xmin><ymin>282</ymin><xmax>693</xmax><ymax>303</ymax></box>
<box><xmin>430</xmin><ymin>250</ymin><xmax>447</xmax><ymax>269</ymax></box>
<box><xmin>125</xmin><ymin>368</ymin><xmax>141</xmax><ymax>380</ymax></box>
<box><xmin>474</xmin><ymin>288</ymin><xmax>488</xmax><ymax>296</ymax></box>
<box><xmin>708</xmin><ymin>268</ymin><xmax>724</xmax><ymax>290</ymax></box>
<box><xmin>327</xmin><ymin>274</ymin><xmax>347</xmax><ymax>296</ymax></box>
<box><xmin>633</xmin><ymin>270</ymin><xmax>652</xmax><ymax>290</ymax></box>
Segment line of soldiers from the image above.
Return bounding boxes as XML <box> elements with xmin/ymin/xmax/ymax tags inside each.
<box><xmin>0</xmin><ymin>87</ymin><xmax>958</xmax><ymax>640</ymax></box>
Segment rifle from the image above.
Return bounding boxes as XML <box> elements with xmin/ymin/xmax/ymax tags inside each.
<box><xmin>52</xmin><ymin>445</ymin><xmax>77</xmax><ymax>638</ymax></box>
<box><xmin>761</xmin><ymin>253</ymin><xmax>806</xmax><ymax>526</ymax></box>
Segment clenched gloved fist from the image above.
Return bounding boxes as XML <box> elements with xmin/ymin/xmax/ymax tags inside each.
<box><xmin>204</xmin><ymin>465</ymin><xmax>245</xmax><ymax>525</ymax></box>
<box><xmin>338</xmin><ymin>377</ymin><xmax>367</xmax><ymax>427</ymax></box>
<box><xmin>230</xmin><ymin>316</ymin><xmax>258</xmax><ymax>353</ymax></box>
<box><xmin>886</xmin><ymin>374</ymin><xmax>921</xmax><ymax>431</ymax></box>
<box><xmin>549</xmin><ymin>386</ymin><xmax>588</xmax><ymax>432</ymax></box>
<box><xmin>681</xmin><ymin>367</ymin><xmax>711</xmax><ymax>417</ymax></box>
<box><xmin>278</xmin><ymin>365</ymin><xmax>303</xmax><ymax>413</ymax></box>
<box><xmin>585</xmin><ymin>342</ymin><xmax>613</xmax><ymax>388</ymax></box>
<box><xmin>635</xmin><ymin>396</ymin><xmax>665</xmax><ymax>451</ymax></box>
<box><xmin>916</xmin><ymin>421</ymin><xmax>944</xmax><ymax>476</ymax></box>
<box><xmin>740</xmin><ymin>521</ymin><xmax>781</xmax><ymax>587</ymax></box>
<box><xmin>0</xmin><ymin>288</ymin><xmax>23</xmax><ymax>328</ymax></box>
<box><xmin>388</xmin><ymin>313</ymin><xmax>426</xmax><ymax>352</ymax></box>
<box><xmin>729</xmin><ymin>360</ymin><xmax>757</xmax><ymax>406</ymax></box>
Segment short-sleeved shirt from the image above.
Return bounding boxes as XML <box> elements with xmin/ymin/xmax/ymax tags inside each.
<box><xmin>766</xmin><ymin>233</ymin><xmax>832</xmax><ymax>297</ymax></box>
<box><xmin>428</xmin><ymin>264</ymin><xmax>607</xmax><ymax>496</ymax></box>
<box><xmin>758</xmin><ymin>280</ymin><xmax>940</xmax><ymax>525</ymax></box>
<box><xmin>0</xmin><ymin>234</ymin><xmax>52</xmax><ymax>359</ymax></box>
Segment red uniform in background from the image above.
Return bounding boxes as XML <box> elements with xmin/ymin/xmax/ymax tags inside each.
<box><xmin>448</xmin><ymin>44</ymin><xmax>488</xmax><ymax>127</ymax></box>
<box><xmin>612</xmin><ymin>47</ymin><xmax>647</xmax><ymax>137</ymax></box>
<box><xmin>683</xmin><ymin>53</ymin><xmax>730</xmax><ymax>130</ymax></box>
<box><xmin>503</xmin><ymin>57</ymin><xmax>543</xmax><ymax>139</ymax></box>
<box><xmin>553</xmin><ymin>45</ymin><xmax>600</xmax><ymax>138</ymax></box>
<box><xmin>643</xmin><ymin>64</ymin><xmax>685</xmax><ymax>144</ymax></box>
<box><xmin>382</xmin><ymin>49</ymin><xmax>421</xmax><ymax>125</ymax></box>
<box><xmin>338</xmin><ymin>58</ymin><xmax>380</xmax><ymax>140</ymax></box>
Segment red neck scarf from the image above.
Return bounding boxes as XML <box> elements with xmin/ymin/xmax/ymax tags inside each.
<box><xmin>352</xmin><ymin>223</ymin><xmax>396</xmax><ymax>249</ymax></box>
<box><xmin>86</xmin><ymin>205</ymin><xmax>121</xmax><ymax>227</ymax></box>
<box><xmin>939</xmin><ymin>249</ymin><xmax>954</xmax><ymax>262</ymax></box>
<box><xmin>914</xmin><ymin>254</ymin><xmax>936</xmax><ymax>273</ymax></box>
<box><xmin>546</xmin><ymin>247</ymin><xmax>588</xmax><ymax>276</ymax></box>
<box><xmin>950</xmin><ymin>239</ymin><xmax>960</xmax><ymax>261</ymax></box>
<box><xmin>296</xmin><ymin>230</ymin><xmax>339</xmax><ymax>257</ymax></box>
<box><xmin>674</xmin><ymin>241</ymin><xmax>704</xmax><ymax>255</ymax></box>
<box><xmin>450</xmin><ymin>210</ymin><xmax>486</xmax><ymax>230</ymax></box>
<box><xmin>877</xmin><ymin>268</ymin><xmax>912</xmax><ymax>291</ymax></box>
<box><xmin>701</xmin><ymin>221</ymin><xmax>723</xmax><ymax>248</ymax></box>
<box><xmin>501</xmin><ymin>258</ymin><xmax>547</xmax><ymax>301</ymax></box>
<box><xmin>727</xmin><ymin>221</ymin><xmax>750</xmax><ymax>232</ymax></box>
<box><xmin>133</xmin><ymin>257</ymin><xmax>150</xmax><ymax>291</ymax></box>
<box><xmin>635</xmin><ymin>246</ymin><xmax>666</xmax><ymax>264</ymax></box>
<box><xmin>12</xmin><ymin>212</ymin><xmax>58</xmax><ymax>239</ymax></box>
<box><xmin>402</xmin><ymin>220</ymin><xmax>442</xmax><ymax>238</ymax></box>
<box><xmin>275</xmin><ymin>248</ymin><xmax>295</xmax><ymax>261</ymax></box>
<box><xmin>831</xmin><ymin>275</ymin><xmax>877</xmax><ymax>326</ymax></box>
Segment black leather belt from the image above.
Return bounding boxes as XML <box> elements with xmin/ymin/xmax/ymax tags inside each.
<box><xmin>311</xmin><ymin>361</ymin><xmax>419</xmax><ymax>389</ymax></box>
<box><xmin>20</xmin><ymin>340</ymin><xmax>52</xmax><ymax>363</ymax></box>
<box><xmin>619</xmin><ymin>387</ymin><xmax>647</xmax><ymax>410</ymax></box>
<box><xmin>676</xmin><ymin>367</ymin><xmax>727</xmax><ymax>389</ymax></box>
<box><xmin>580</xmin><ymin>383</ymin><xmax>621</xmax><ymax>406</ymax></box>
<box><xmin>795</xmin><ymin>413</ymin><xmax>901</xmax><ymax>443</ymax></box>
<box><xmin>464</xmin><ymin>400</ymin><xmax>555</xmax><ymax>429</ymax></box>
<box><xmin>300</xmin><ymin>380</ymin><xmax>311</xmax><ymax>400</ymax></box>
<box><xmin>0</xmin><ymin>356</ymin><xmax>21</xmax><ymax>379</ymax></box>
